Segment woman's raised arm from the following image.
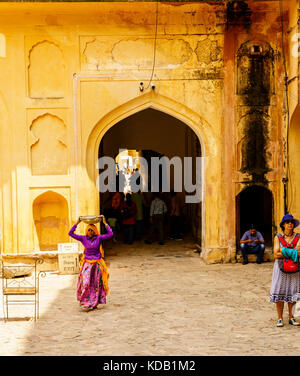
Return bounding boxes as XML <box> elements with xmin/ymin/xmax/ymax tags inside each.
<box><xmin>99</xmin><ymin>216</ymin><xmax>113</xmax><ymax>241</ymax></box>
<box><xmin>68</xmin><ymin>218</ymin><xmax>85</xmax><ymax>241</ymax></box>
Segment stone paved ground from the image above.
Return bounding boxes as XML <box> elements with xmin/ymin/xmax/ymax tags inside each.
<box><xmin>1</xmin><ymin>239</ymin><xmax>300</xmax><ymax>356</ymax></box>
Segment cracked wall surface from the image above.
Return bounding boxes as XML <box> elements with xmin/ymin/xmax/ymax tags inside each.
<box><xmin>81</xmin><ymin>35</ymin><xmax>224</xmax><ymax>72</ymax></box>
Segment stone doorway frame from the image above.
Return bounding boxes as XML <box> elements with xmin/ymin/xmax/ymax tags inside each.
<box><xmin>235</xmin><ymin>185</ymin><xmax>274</xmax><ymax>249</ymax></box>
<box><xmin>84</xmin><ymin>91</ymin><xmax>210</xmax><ymax>249</ymax></box>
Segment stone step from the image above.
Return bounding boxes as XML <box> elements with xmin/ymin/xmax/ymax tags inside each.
<box><xmin>236</xmin><ymin>247</ymin><xmax>274</xmax><ymax>263</ymax></box>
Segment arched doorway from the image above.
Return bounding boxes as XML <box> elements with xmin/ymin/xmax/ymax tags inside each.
<box><xmin>236</xmin><ymin>185</ymin><xmax>273</xmax><ymax>248</ymax></box>
<box><xmin>98</xmin><ymin>108</ymin><xmax>202</xmax><ymax>243</ymax></box>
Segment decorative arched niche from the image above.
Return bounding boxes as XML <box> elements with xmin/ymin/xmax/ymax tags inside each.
<box><xmin>28</xmin><ymin>41</ymin><xmax>65</xmax><ymax>98</ymax></box>
<box><xmin>237</xmin><ymin>110</ymin><xmax>271</xmax><ymax>180</ymax></box>
<box><xmin>33</xmin><ymin>191</ymin><xmax>69</xmax><ymax>251</ymax></box>
<box><xmin>237</xmin><ymin>40</ymin><xmax>275</xmax><ymax>105</ymax></box>
<box><xmin>30</xmin><ymin>113</ymin><xmax>68</xmax><ymax>175</ymax></box>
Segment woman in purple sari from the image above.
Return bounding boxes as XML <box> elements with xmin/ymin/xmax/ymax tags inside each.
<box><xmin>68</xmin><ymin>216</ymin><xmax>113</xmax><ymax>311</ymax></box>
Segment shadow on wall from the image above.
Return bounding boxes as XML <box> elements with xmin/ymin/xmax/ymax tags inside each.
<box><xmin>33</xmin><ymin>191</ymin><xmax>69</xmax><ymax>251</ymax></box>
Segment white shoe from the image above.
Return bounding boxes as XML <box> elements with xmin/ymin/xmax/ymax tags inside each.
<box><xmin>277</xmin><ymin>318</ymin><xmax>284</xmax><ymax>327</ymax></box>
<box><xmin>289</xmin><ymin>318</ymin><xmax>300</xmax><ymax>326</ymax></box>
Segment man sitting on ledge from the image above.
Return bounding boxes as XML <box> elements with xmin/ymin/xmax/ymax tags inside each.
<box><xmin>240</xmin><ymin>224</ymin><xmax>265</xmax><ymax>265</ymax></box>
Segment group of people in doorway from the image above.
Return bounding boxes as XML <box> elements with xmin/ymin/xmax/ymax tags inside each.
<box><xmin>68</xmin><ymin>199</ymin><xmax>300</xmax><ymax>328</ymax></box>
<box><xmin>102</xmin><ymin>190</ymin><xmax>185</xmax><ymax>246</ymax></box>
<box><xmin>240</xmin><ymin>214</ymin><xmax>300</xmax><ymax>327</ymax></box>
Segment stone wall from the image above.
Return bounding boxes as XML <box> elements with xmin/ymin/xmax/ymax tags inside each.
<box><xmin>0</xmin><ymin>1</ymin><xmax>296</xmax><ymax>264</ymax></box>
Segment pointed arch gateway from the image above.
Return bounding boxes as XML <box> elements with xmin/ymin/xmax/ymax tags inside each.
<box><xmin>86</xmin><ymin>92</ymin><xmax>213</xmax><ymax>247</ymax></box>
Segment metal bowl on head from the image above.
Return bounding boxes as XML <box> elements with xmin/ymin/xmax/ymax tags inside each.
<box><xmin>79</xmin><ymin>215</ymin><xmax>102</xmax><ymax>224</ymax></box>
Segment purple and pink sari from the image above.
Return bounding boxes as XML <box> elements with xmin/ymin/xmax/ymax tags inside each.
<box><xmin>77</xmin><ymin>261</ymin><xmax>106</xmax><ymax>308</ymax></box>
<box><xmin>68</xmin><ymin>223</ymin><xmax>113</xmax><ymax>309</ymax></box>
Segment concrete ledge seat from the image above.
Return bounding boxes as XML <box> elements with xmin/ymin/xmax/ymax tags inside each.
<box><xmin>1</xmin><ymin>250</ymin><xmax>83</xmax><ymax>272</ymax></box>
<box><xmin>236</xmin><ymin>246</ymin><xmax>274</xmax><ymax>263</ymax></box>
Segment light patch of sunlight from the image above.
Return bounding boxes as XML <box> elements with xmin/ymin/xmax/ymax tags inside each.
<box><xmin>0</xmin><ymin>273</ymin><xmax>76</xmax><ymax>355</ymax></box>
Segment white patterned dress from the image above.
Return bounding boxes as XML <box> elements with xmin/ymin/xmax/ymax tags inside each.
<box><xmin>270</xmin><ymin>233</ymin><xmax>300</xmax><ymax>303</ymax></box>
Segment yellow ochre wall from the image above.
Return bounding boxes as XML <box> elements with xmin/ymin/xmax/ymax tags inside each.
<box><xmin>0</xmin><ymin>1</ymin><xmax>298</xmax><ymax>264</ymax></box>
<box><xmin>287</xmin><ymin>0</ymin><xmax>300</xmax><ymax>226</ymax></box>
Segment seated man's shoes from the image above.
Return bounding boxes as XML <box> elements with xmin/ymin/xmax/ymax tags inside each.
<box><xmin>242</xmin><ymin>260</ymin><xmax>248</xmax><ymax>265</ymax></box>
<box><xmin>276</xmin><ymin>318</ymin><xmax>284</xmax><ymax>327</ymax></box>
<box><xmin>289</xmin><ymin>318</ymin><xmax>300</xmax><ymax>326</ymax></box>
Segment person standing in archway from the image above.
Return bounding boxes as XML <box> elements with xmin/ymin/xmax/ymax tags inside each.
<box><xmin>169</xmin><ymin>191</ymin><xmax>184</xmax><ymax>241</ymax></box>
<box><xmin>270</xmin><ymin>214</ymin><xmax>300</xmax><ymax>327</ymax></box>
<box><xmin>68</xmin><ymin>217</ymin><xmax>113</xmax><ymax>311</ymax></box>
<box><xmin>144</xmin><ymin>192</ymin><xmax>168</xmax><ymax>245</ymax></box>
<box><xmin>120</xmin><ymin>193</ymin><xmax>137</xmax><ymax>245</ymax></box>
<box><xmin>132</xmin><ymin>190</ymin><xmax>146</xmax><ymax>241</ymax></box>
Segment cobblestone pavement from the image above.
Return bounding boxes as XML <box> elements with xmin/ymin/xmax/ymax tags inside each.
<box><xmin>1</xmin><ymin>239</ymin><xmax>300</xmax><ymax>356</ymax></box>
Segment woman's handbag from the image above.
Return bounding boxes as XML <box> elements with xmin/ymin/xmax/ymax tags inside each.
<box><xmin>279</xmin><ymin>258</ymin><xmax>299</xmax><ymax>273</ymax></box>
<box><xmin>278</xmin><ymin>234</ymin><xmax>300</xmax><ymax>273</ymax></box>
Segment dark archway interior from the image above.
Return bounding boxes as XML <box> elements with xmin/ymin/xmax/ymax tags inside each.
<box><xmin>98</xmin><ymin>108</ymin><xmax>202</xmax><ymax>243</ymax></box>
<box><xmin>236</xmin><ymin>185</ymin><xmax>273</xmax><ymax>247</ymax></box>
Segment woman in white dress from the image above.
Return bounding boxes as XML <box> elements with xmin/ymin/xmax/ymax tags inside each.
<box><xmin>270</xmin><ymin>214</ymin><xmax>300</xmax><ymax>327</ymax></box>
